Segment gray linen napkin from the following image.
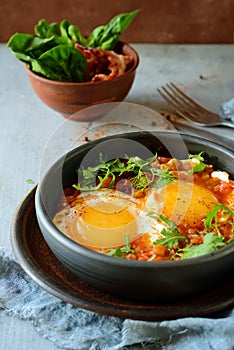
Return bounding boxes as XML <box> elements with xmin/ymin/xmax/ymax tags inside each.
<box><xmin>1</xmin><ymin>247</ymin><xmax>234</xmax><ymax>350</ymax></box>
<box><xmin>220</xmin><ymin>97</ymin><xmax>234</xmax><ymax>123</ymax></box>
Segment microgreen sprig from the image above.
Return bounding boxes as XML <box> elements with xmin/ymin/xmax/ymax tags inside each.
<box><xmin>152</xmin><ymin>168</ymin><xmax>175</xmax><ymax>189</ymax></box>
<box><xmin>189</xmin><ymin>151</ymin><xmax>206</xmax><ymax>173</ymax></box>
<box><xmin>73</xmin><ymin>153</ymin><xmax>175</xmax><ymax>192</ymax></box>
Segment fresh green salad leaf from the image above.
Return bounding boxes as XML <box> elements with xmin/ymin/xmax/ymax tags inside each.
<box><xmin>87</xmin><ymin>9</ymin><xmax>140</xmax><ymax>50</ymax></box>
<box><xmin>7</xmin><ymin>34</ymin><xmax>68</xmax><ymax>62</ymax></box>
<box><xmin>7</xmin><ymin>10</ymin><xmax>140</xmax><ymax>82</ymax></box>
<box><xmin>30</xmin><ymin>45</ymin><xmax>87</xmax><ymax>82</ymax></box>
<box><xmin>35</xmin><ymin>19</ymin><xmax>60</xmax><ymax>38</ymax></box>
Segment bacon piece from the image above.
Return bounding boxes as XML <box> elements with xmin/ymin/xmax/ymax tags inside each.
<box><xmin>74</xmin><ymin>43</ymin><xmax>133</xmax><ymax>82</ymax></box>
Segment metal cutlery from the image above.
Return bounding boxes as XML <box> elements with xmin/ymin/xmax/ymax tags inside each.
<box><xmin>157</xmin><ymin>82</ymin><xmax>234</xmax><ymax>129</ymax></box>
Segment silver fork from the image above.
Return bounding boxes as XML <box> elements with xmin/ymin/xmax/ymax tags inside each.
<box><xmin>157</xmin><ymin>82</ymin><xmax>234</xmax><ymax>129</ymax></box>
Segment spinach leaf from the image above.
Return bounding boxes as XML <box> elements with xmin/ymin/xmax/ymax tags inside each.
<box><xmin>8</xmin><ymin>30</ymin><xmax>87</xmax><ymax>81</ymax></box>
<box><xmin>31</xmin><ymin>45</ymin><xmax>87</xmax><ymax>82</ymax></box>
<box><xmin>60</xmin><ymin>20</ymin><xmax>87</xmax><ymax>46</ymax></box>
<box><xmin>7</xmin><ymin>33</ymin><xmax>69</xmax><ymax>62</ymax></box>
<box><xmin>87</xmin><ymin>9</ymin><xmax>140</xmax><ymax>50</ymax></box>
<box><xmin>7</xmin><ymin>10</ymin><xmax>139</xmax><ymax>81</ymax></box>
<box><xmin>35</xmin><ymin>19</ymin><xmax>60</xmax><ymax>38</ymax></box>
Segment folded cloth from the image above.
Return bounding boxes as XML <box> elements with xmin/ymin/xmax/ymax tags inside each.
<box><xmin>0</xmin><ymin>248</ymin><xmax>234</xmax><ymax>350</ymax></box>
<box><xmin>220</xmin><ymin>97</ymin><xmax>234</xmax><ymax>123</ymax></box>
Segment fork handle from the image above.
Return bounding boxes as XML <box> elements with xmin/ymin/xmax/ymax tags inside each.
<box><xmin>171</xmin><ymin>120</ymin><xmax>234</xmax><ymax>152</ymax></box>
<box><xmin>221</xmin><ymin>120</ymin><xmax>234</xmax><ymax>128</ymax></box>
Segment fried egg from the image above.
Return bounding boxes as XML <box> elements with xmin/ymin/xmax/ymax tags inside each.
<box><xmin>53</xmin><ymin>180</ymin><xmax>219</xmax><ymax>249</ymax></box>
<box><xmin>151</xmin><ymin>180</ymin><xmax>218</xmax><ymax>227</ymax></box>
<box><xmin>53</xmin><ymin>189</ymin><xmax>155</xmax><ymax>248</ymax></box>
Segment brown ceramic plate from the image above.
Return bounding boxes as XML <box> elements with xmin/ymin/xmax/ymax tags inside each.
<box><xmin>11</xmin><ymin>187</ymin><xmax>234</xmax><ymax>321</ymax></box>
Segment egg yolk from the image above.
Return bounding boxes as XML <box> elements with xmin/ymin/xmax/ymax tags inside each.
<box><xmin>82</xmin><ymin>203</ymin><xmax>135</xmax><ymax>228</ymax></box>
<box><xmin>73</xmin><ymin>199</ymin><xmax>142</xmax><ymax>248</ymax></box>
<box><xmin>156</xmin><ymin>181</ymin><xmax>218</xmax><ymax>226</ymax></box>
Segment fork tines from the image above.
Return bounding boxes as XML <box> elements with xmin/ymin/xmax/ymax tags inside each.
<box><xmin>157</xmin><ymin>82</ymin><xmax>207</xmax><ymax>121</ymax></box>
<box><xmin>157</xmin><ymin>82</ymin><xmax>234</xmax><ymax>128</ymax></box>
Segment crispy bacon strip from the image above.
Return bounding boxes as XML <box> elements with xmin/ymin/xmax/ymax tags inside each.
<box><xmin>74</xmin><ymin>43</ymin><xmax>133</xmax><ymax>82</ymax></box>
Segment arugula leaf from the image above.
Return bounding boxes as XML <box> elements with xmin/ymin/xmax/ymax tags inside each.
<box><xmin>59</xmin><ymin>19</ymin><xmax>73</xmax><ymax>39</ymax></box>
<box><xmin>152</xmin><ymin>214</ymin><xmax>188</xmax><ymax>249</ymax></box>
<box><xmin>130</xmin><ymin>174</ymin><xmax>150</xmax><ymax>191</ymax></box>
<box><xmin>204</xmin><ymin>203</ymin><xmax>234</xmax><ymax>231</ymax></box>
<box><xmin>108</xmin><ymin>234</ymin><xmax>134</xmax><ymax>257</ymax></box>
<box><xmin>127</xmin><ymin>154</ymin><xmax>157</xmax><ymax>190</ymax></box>
<box><xmin>126</xmin><ymin>155</ymin><xmax>175</xmax><ymax>190</ymax></box>
<box><xmin>179</xmin><ymin>232</ymin><xmax>226</xmax><ymax>259</ymax></box>
<box><xmin>86</xmin><ymin>9</ymin><xmax>140</xmax><ymax>50</ymax></box>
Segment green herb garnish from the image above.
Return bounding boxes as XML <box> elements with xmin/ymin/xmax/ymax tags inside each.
<box><xmin>73</xmin><ymin>154</ymin><xmax>130</xmax><ymax>191</ymax></box>
<box><xmin>189</xmin><ymin>151</ymin><xmax>206</xmax><ymax>173</ymax></box>
<box><xmin>152</xmin><ymin>168</ymin><xmax>175</xmax><ymax>189</ymax></box>
<box><xmin>7</xmin><ymin>10</ymin><xmax>139</xmax><ymax>82</ymax></box>
<box><xmin>150</xmin><ymin>203</ymin><xmax>234</xmax><ymax>259</ymax></box>
<box><xmin>108</xmin><ymin>234</ymin><xmax>134</xmax><ymax>258</ymax></box>
<box><xmin>151</xmin><ymin>214</ymin><xmax>188</xmax><ymax>249</ymax></box>
<box><xmin>73</xmin><ymin>153</ymin><xmax>175</xmax><ymax>192</ymax></box>
<box><xmin>178</xmin><ymin>232</ymin><xmax>226</xmax><ymax>259</ymax></box>
<box><xmin>204</xmin><ymin>203</ymin><xmax>234</xmax><ymax>233</ymax></box>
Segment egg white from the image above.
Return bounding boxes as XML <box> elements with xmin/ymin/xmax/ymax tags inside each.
<box><xmin>53</xmin><ymin>188</ymin><xmax>164</xmax><ymax>248</ymax></box>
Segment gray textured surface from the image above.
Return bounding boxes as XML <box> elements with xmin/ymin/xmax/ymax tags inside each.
<box><xmin>0</xmin><ymin>43</ymin><xmax>234</xmax><ymax>350</ymax></box>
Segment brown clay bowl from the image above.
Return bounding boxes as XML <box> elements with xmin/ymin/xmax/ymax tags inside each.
<box><xmin>35</xmin><ymin>131</ymin><xmax>234</xmax><ymax>302</ymax></box>
<box><xmin>25</xmin><ymin>42</ymin><xmax>139</xmax><ymax>120</ymax></box>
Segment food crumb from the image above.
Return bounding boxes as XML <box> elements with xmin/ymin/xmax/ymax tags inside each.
<box><xmin>26</xmin><ymin>179</ymin><xmax>35</xmax><ymax>184</ymax></box>
<box><xmin>199</xmin><ymin>75</ymin><xmax>208</xmax><ymax>80</ymax></box>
